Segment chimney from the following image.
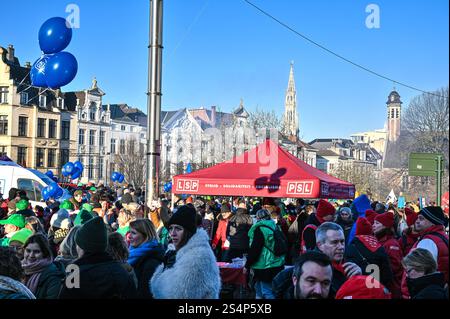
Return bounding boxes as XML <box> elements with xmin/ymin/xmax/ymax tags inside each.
<box><xmin>7</xmin><ymin>44</ymin><xmax>15</xmax><ymax>63</ymax></box>
<box><xmin>211</xmin><ymin>106</ymin><xmax>216</xmax><ymax>127</ymax></box>
<box><xmin>24</xmin><ymin>61</ymin><xmax>31</xmax><ymax>69</ymax></box>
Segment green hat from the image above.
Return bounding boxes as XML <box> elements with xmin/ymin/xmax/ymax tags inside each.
<box><xmin>9</xmin><ymin>228</ymin><xmax>33</xmax><ymax>245</ymax></box>
<box><xmin>81</xmin><ymin>203</ymin><xmax>93</xmax><ymax>213</ymax></box>
<box><xmin>16</xmin><ymin>199</ymin><xmax>29</xmax><ymax>211</ymax></box>
<box><xmin>60</xmin><ymin>200</ymin><xmax>74</xmax><ymax>211</ymax></box>
<box><xmin>0</xmin><ymin>214</ymin><xmax>26</xmax><ymax>228</ymax></box>
<box><xmin>89</xmin><ymin>187</ymin><xmax>97</xmax><ymax>192</ymax></box>
<box><xmin>77</xmin><ymin>182</ymin><xmax>84</xmax><ymax>187</ymax></box>
<box><xmin>75</xmin><ymin>217</ymin><xmax>107</xmax><ymax>253</ymax></box>
<box><xmin>74</xmin><ymin>210</ymin><xmax>94</xmax><ymax>226</ymax></box>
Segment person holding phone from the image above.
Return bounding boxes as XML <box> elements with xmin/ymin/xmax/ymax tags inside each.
<box><xmin>315</xmin><ymin>222</ymin><xmax>362</xmax><ymax>297</ymax></box>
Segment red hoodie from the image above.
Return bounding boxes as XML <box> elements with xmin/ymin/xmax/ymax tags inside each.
<box><xmin>377</xmin><ymin>234</ymin><xmax>403</xmax><ymax>299</ymax></box>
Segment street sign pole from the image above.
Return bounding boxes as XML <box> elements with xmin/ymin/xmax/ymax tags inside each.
<box><xmin>436</xmin><ymin>155</ymin><xmax>443</xmax><ymax>206</ymax></box>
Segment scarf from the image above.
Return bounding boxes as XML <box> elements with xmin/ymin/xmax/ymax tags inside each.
<box><xmin>21</xmin><ymin>258</ymin><xmax>53</xmax><ymax>294</ymax></box>
<box><xmin>117</xmin><ymin>225</ymin><xmax>130</xmax><ymax>237</ymax></box>
<box><xmin>332</xmin><ymin>261</ymin><xmax>347</xmax><ymax>277</ymax></box>
<box><xmin>128</xmin><ymin>239</ymin><xmax>159</xmax><ymax>266</ymax></box>
<box><xmin>0</xmin><ymin>275</ymin><xmax>36</xmax><ymax>299</ymax></box>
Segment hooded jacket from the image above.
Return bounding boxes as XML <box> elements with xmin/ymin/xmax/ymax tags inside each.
<box><xmin>407</xmin><ymin>272</ymin><xmax>448</xmax><ymax>299</ymax></box>
<box><xmin>226</xmin><ymin>208</ymin><xmax>253</xmax><ymax>251</ymax></box>
<box><xmin>150</xmin><ymin>228</ymin><xmax>221</xmax><ymax>299</ymax></box>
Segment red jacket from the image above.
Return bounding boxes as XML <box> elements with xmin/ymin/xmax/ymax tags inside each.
<box><xmin>212</xmin><ymin>219</ymin><xmax>229</xmax><ymax>250</ymax></box>
<box><xmin>401</xmin><ymin>225</ymin><xmax>449</xmax><ymax>299</ymax></box>
<box><xmin>398</xmin><ymin>228</ymin><xmax>420</xmax><ymax>256</ymax></box>
<box><xmin>378</xmin><ymin>234</ymin><xmax>403</xmax><ymax>299</ymax></box>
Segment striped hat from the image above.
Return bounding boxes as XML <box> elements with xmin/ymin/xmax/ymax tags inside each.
<box><xmin>419</xmin><ymin>206</ymin><xmax>448</xmax><ymax>226</ymax></box>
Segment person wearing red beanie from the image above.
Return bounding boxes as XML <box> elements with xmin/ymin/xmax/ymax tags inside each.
<box><xmin>335</xmin><ymin>275</ymin><xmax>391</xmax><ymax>299</ymax></box>
<box><xmin>364</xmin><ymin>209</ymin><xmax>377</xmax><ymax>226</ymax></box>
<box><xmin>345</xmin><ymin>217</ymin><xmax>394</xmax><ymax>289</ymax></box>
<box><xmin>372</xmin><ymin>212</ymin><xmax>403</xmax><ymax>298</ymax></box>
<box><xmin>300</xmin><ymin>200</ymin><xmax>336</xmax><ymax>254</ymax></box>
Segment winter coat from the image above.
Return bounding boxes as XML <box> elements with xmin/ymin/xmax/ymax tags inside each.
<box><xmin>335</xmin><ymin>215</ymin><xmax>354</xmax><ymax>244</ymax></box>
<box><xmin>407</xmin><ymin>272</ymin><xmax>448</xmax><ymax>299</ymax></box>
<box><xmin>226</xmin><ymin>208</ymin><xmax>253</xmax><ymax>251</ymax></box>
<box><xmin>150</xmin><ymin>228</ymin><xmax>221</xmax><ymax>299</ymax></box>
<box><xmin>377</xmin><ymin>234</ymin><xmax>403</xmax><ymax>299</ymax></box>
<box><xmin>272</xmin><ymin>266</ymin><xmax>295</xmax><ymax>299</ymax></box>
<box><xmin>345</xmin><ymin>235</ymin><xmax>394</xmax><ymax>288</ymax></box>
<box><xmin>398</xmin><ymin>228</ymin><xmax>420</xmax><ymax>256</ymax></box>
<box><xmin>212</xmin><ymin>218</ymin><xmax>230</xmax><ymax>250</ymax></box>
<box><xmin>246</xmin><ymin>220</ymin><xmax>285</xmax><ymax>283</ymax></box>
<box><xmin>130</xmin><ymin>243</ymin><xmax>164</xmax><ymax>299</ymax></box>
<box><xmin>0</xmin><ymin>276</ymin><xmax>36</xmax><ymax>299</ymax></box>
<box><xmin>30</xmin><ymin>262</ymin><xmax>65</xmax><ymax>299</ymax></box>
<box><xmin>59</xmin><ymin>252</ymin><xmax>137</xmax><ymax>299</ymax></box>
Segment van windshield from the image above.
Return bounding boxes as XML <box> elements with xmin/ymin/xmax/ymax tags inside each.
<box><xmin>27</xmin><ymin>169</ymin><xmax>52</xmax><ymax>189</ymax></box>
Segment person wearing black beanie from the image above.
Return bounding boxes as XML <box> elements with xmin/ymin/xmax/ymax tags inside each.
<box><xmin>59</xmin><ymin>217</ymin><xmax>137</xmax><ymax>299</ymax></box>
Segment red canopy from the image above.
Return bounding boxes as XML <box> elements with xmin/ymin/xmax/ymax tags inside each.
<box><xmin>173</xmin><ymin>139</ymin><xmax>355</xmax><ymax>199</ymax></box>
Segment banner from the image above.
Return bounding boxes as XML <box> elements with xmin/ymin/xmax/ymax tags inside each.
<box><xmin>386</xmin><ymin>189</ymin><xmax>397</xmax><ymax>204</ymax></box>
<box><xmin>397</xmin><ymin>196</ymin><xmax>405</xmax><ymax>209</ymax></box>
<box><xmin>442</xmin><ymin>191</ymin><xmax>449</xmax><ymax>215</ymax></box>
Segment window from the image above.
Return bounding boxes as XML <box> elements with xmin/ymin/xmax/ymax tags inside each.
<box><xmin>129</xmin><ymin>140</ymin><xmax>135</xmax><ymax>154</ymax></box>
<box><xmin>18</xmin><ymin>116</ymin><xmax>28</xmax><ymax>137</ymax></box>
<box><xmin>99</xmin><ymin>131</ymin><xmax>105</xmax><ymax>147</ymax></box>
<box><xmin>396</xmin><ymin>109</ymin><xmax>399</xmax><ymax>119</ymax></box>
<box><xmin>47</xmin><ymin>149</ymin><xmax>56</xmax><ymax>167</ymax></box>
<box><xmin>57</xmin><ymin>97</ymin><xmax>64</xmax><ymax>109</ymax></box>
<box><xmin>36</xmin><ymin>148</ymin><xmax>45</xmax><ymax>168</ymax></box>
<box><xmin>391</xmin><ymin>109</ymin><xmax>394</xmax><ymax>119</ymax></box>
<box><xmin>0</xmin><ymin>115</ymin><xmax>7</xmax><ymax>135</ymax></box>
<box><xmin>121</xmin><ymin>125</ymin><xmax>126</xmax><ymax>131</ymax></box>
<box><xmin>0</xmin><ymin>87</ymin><xmax>8</xmax><ymax>104</ymax></box>
<box><xmin>37</xmin><ymin>118</ymin><xmax>46</xmax><ymax>138</ymax></box>
<box><xmin>79</xmin><ymin>129</ymin><xmax>85</xmax><ymax>145</ymax></box>
<box><xmin>119</xmin><ymin>139</ymin><xmax>125</xmax><ymax>154</ymax></box>
<box><xmin>17</xmin><ymin>179</ymin><xmax>43</xmax><ymax>202</ymax></box>
<box><xmin>17</xmin><ymin>147</ymin><xmax>27</xmax><ymax>166</ymax></box>
<box><xmin>88</xmin><ymin>157</ymin><xmax>94</xmax><ymax>179</ymax></box>
<box><xmin>0</xmin><ymin>146</ymin><xmax>6</xmax><ymax>157</ymax></box>
<box><xmin>20</xmin><ymin>92</ymin><xmax>28</xmax><ymax>105</ymax></box>
<box><xmin>61</xmin><ymin>121</ymin><xmax>70</xmax><ymax>140</ymax></box>
<box><xmin>111</xmin><ymin>139</ymin><xmax>116</xmax><ymax>154</ymax></box>
<box><xmin>60</xmin><ymin>149</ymin><xmax>69</xmax><ymax>166</ymax></box>
<box><xmin>90</xmin><ymin>105</ymin><xmax>96</xmax><ymax>121</ymax></box>
<box><xmin>89</xmin><ymin>130</ymin><xmax>96</xmax><ymax>146</ymax></box>
<box><xmin>48</xmin><ymin>119</ymin><xmax>57</xmax><ymax>138</ymax></box>
<box><xmin>39</xmin><ymin>95</ymin><xmax>46</xmax><ymax>108</ymax></box>
<box><xmin>98</xmin><ymin>158</ymin><xmax>103</xmax><ymax>179</ymax></box>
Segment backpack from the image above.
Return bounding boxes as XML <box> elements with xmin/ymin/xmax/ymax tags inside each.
<box><xmin>259</xmin><ymin>225</ymin><xmax>288</xmax><ymax>256</ymax></box>
<box><xmin>300</xmin><ymin>224</ymin><xmax>318</xmax><ymax>254</ymax></box>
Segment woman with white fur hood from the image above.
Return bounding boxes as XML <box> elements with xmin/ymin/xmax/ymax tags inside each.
<box><xmin>150</xmin><ymin>204</ymin><xmax>221</xmax><ymax>299</ymax></box>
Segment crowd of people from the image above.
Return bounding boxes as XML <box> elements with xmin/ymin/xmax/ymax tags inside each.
<box><xmin>0</xmin><ymin>184</ymin><xmax>448</xmax><ymax>300</ymax></box>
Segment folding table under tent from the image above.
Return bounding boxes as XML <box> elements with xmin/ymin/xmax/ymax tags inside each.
<box><xmin>172</xmin><ymin>139</ymin><xmax>355</xmax><ymax>199</ymax></box>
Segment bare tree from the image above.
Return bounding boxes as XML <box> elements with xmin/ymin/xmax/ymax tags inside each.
<box><xmin>115</xmin><ymin>137</ymin><xmax>146</xmax><ymax>189</ymax></box>
<box><xmin>331</xmin><ymin>160</ymin><xmax>379</xmax><ymax>197</ymax></box>
<box><xmin>248</xmin><ymin>107</ymin><xmax>284</xmax><ymax>132</ymax></box>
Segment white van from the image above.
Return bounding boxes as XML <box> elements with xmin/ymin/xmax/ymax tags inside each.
<box><xmin>0</xmin><ymin>160</ymin><xmax>71</xmax><ymax>208</ymax></box>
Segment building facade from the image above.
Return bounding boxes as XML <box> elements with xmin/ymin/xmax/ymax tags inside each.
<box><xmin>0</xmin><ymin>45</ymin><xmax>77</xmax><ymax>174</ymax></box>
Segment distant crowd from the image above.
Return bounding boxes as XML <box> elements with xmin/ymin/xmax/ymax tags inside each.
<box><xmin>0</xmin><ymin>184</ymin><xmax>448</xmax><ymax>299</ymax></box>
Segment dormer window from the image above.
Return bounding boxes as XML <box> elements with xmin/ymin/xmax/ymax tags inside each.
<box><xmin>20</xmin><ymin>92</ymin><xmax>28</xmax><ymax>105</ymax></box>
<box><xmin>57</xmin><ymin>97</ymin><xmax>64</xmax><ymax>109</ymax></box>
<box><xmin>90</xmin><ymin>104</ymin><xmax>96</xmax><ymax>121</ymax></box>
<box><xmin>39</xmin><ymin>95</ymin><xmax>46</xmax><ymax>108</ymax></box>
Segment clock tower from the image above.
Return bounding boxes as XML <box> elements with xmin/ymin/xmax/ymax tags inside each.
<box><xmin>386</xmin><ymin>90</ymin><xmax>402</xmax><ymax>142</ymax></box>
<box><xmin>283</xmin><ymin>62</ymin><xmax>299</xmax><ymax>139</ymax></box>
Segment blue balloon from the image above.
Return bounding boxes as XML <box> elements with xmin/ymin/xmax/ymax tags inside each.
<box><xmin>62</xmin><ymin>162</ymin><xmax>75</xmax><ymax>177</ymax></box>
<box><xmin>42</xmin><ymin>187</ymin><xmax>50</xmax><ymax>201</ymax></box>
<box><xmin>71</xmin><ymin>167</ymin><xmax>82</xmax><ymax>180</ymax></box>
<box><xmin>54</xmin><ymin>187</ymin><xmax>64</xmax><ymax>199</ymax></box>
<box><xmin>48</xmin><ymin>182</ymin><xmax>59</xmax><ymax>194</ymax></box>
<box><xmin>38</xmin><ymin>17</ymin><xmax>73</xmax><ymax>54</ymax></box>
<box><xmin>45</xmin><ymin>170</ymin><xmax>54</xmax><ymax>178</ymax></box>
<box><xmin>186</xmin><ymin>163</ymin><xmax>192</xmax><ymax>173</ymax></box>
<box><xmin>118</xmin><ymin>174</ymin><xmax>125</xmax><ymax>183</ymax></box>
<box><xmin>30</xmin><ymin>55</ymin><xmax>51</xmax><ymax>88</ymax></box>
<box><xmin>74</xmin><ymin>160</ymin><xmax>83</xmax><ymax>172</ymax></box>
<box><xmin>111</xmin><ymin>172</ymin><xmax>120</xmax><ymax>182</ymax></box>
<box><xmin>45</xmin><ymin>51</ymin><xmax>78</xmax><ymax>89</ymax></box>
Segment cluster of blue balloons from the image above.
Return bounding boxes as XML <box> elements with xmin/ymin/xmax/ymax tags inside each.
<box><xmin>111</xmin><ymin>172</ymin><xmax>125</xmax><ymax>183</ymax></box>
<box><xmin>42</xmin><ymin>182</ymin><xmax>63</xmax><ymax>201</ymax></box>
<box><xmin>163</xmin><ymin>181</ymin><xmax>172</xmax><ymax>193</ymax></box>
<box><xmin>62</xmin><ymin>161</ymin><xmax>83</xmax><ymax>180</ymax></box>
<box><xmin>30</xmin><ymin>17</ymin><xmax>78</xmax><ymax>89</ymax></box>
<box><xmin>45</xmin><ymin>170</ymin><xmax>59</xmax><ymax>183</ymax></box>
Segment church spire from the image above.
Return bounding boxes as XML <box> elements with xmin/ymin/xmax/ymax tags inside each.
<box><xmin>283</xmin><ymin>62</ymin><xmax>299</xmax><ymax>139</ymax></box>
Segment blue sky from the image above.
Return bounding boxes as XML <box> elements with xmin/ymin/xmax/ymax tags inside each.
<box><xmin>1</xmin><ymin>0</ymin><xmax>448</xmax><ymax>142</ymax></box>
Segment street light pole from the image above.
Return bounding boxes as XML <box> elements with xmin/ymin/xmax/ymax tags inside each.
<box><xmin>146</xmin><ymin>0</ymin><xmax>163</xmax><ymax>205</ymax></box>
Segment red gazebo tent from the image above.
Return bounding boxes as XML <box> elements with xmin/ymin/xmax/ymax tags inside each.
<box><xmin>172</xmin><ymin>139</ymin><xmax>355</xmax><ymax>199</ymax></box>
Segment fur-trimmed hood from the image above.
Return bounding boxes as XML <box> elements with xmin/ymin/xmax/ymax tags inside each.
<box><xmin>150</xmin><ymin>228</ymin><xmax>221</xmax><ymax>299</ymax></box>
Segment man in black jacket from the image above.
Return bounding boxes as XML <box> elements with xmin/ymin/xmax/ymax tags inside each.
<box><xmin>59</xmin><ymin>217</ymin><xmax>137</xmax><ymax>299</ymax></box>
<box><xmin>226</xmin><ymin>207</ymin><xmax>253</xmax><ymax>261</ymax></box>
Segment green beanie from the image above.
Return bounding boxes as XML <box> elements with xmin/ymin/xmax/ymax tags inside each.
<box><xmin>9</xmin><ymin>228</ymin><xmax>33</xmax><ymax>245</ymax></box>
<box><xmin>75</xmin><ymin>217</ymin><xmax>107</xmax><ymax>253</ymax></box>
<box><xmin>81</xmin><ymin>203</ymin><xmax>93</xmax><ymax>213</ymax></box>
<box><xmin>60</xmin><ymin>200</ymin><xmax>74</xmax><ymax>211</ymax></box>
<box><xmin>74</xmin><ymin>209</ymin><xmax>94</xmax><ymax>226</ymax></box>
<box><xmin>16</xmin><ymin>199</ymin><xmax>29</xmax><ymax>211</ymax></box>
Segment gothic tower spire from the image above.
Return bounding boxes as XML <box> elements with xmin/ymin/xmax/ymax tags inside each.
<box><xmin>283</xmin><ymin>61</ymin><xmax>299</xmax><ymax>139</ymax></box>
